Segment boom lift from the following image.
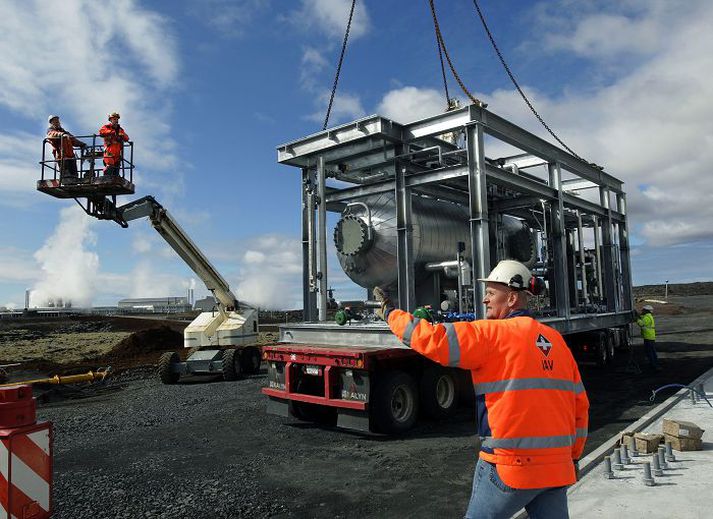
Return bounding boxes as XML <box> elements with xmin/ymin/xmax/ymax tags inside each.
<box><xmin>38</xmin><ymin>135</ymin><xmax>260</xmax><ymax>384</ymax></box>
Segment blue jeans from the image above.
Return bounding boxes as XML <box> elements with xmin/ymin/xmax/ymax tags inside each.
<box><xmin>464</xmin><ymin>459</ymin><xmax>569</xmax><ymax>519</ymax></box>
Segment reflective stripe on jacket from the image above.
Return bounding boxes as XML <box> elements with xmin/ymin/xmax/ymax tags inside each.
<box><xmin>99</xmin><ymin>124</ymin><xmax>129</xmax><ymax>166</ymax></box>
<box><xmin>636</xmin><ymin>312</ymin><xmax>656</xmax><ymax>340</ymax></box>
<box><xmin>387</xmin><ymin>309</ymin><xmax>589</xmax><ymax>489</ymax></box>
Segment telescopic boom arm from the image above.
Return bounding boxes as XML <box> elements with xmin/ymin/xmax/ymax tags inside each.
<box><xmin>114</xmin><ymin>196</ymin><xmax>240</xmax><ymax>311</ymax></box>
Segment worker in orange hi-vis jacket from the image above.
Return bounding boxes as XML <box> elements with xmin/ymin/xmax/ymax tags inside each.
<box><xmin>375</xmin><ymin>260</ymin><xmax>589</xmax><ymax>519</ymax></box>
<box><xmin>98</xmin><ymin>111</ymin><xmax>130</xmax><ymax>175</ymax></box>
<box><xmin>46</xmin><ymin>115</ymin><xmax>86</xmax><ymax>183</ymax></box>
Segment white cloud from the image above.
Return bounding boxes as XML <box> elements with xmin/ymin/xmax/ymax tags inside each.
<box><xmin>31</xmin><ymin>206</ymin><xmax>99</xmax><ymax>307</ymax></box>
<box><xmin>375</xmin><ymin>87</ymin><xmax>449</xmax><ymax>123</ymax></box>
<box><xmin>307</xmin><ymin>90</ymin><xmax>366</xmax><ymax>125</ymax></box>
<box><xmin>232</xmin><ymin>234</ymin><xmax>303</xmax><ymax>309</ymax></box>
<box><xmin>289</xmin><ymin>0</ymin><xmax>370</xmax><ymax>40</ymax></box>
<box><xmin>192</xmin><ymin>0</ymin><xmax>271</xmax><ymax>38</ymax></box>
<box><xmin>0</xmin><ymin>247</ymin><xmax>39</xmax><ymax>283</ymax></box>
<box><xmin>0</xmin><ymin>0</ymin><xmax>180</xmax><ymax>198</ymax></box>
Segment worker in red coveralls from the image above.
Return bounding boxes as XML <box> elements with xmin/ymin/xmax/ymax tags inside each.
<box><xmin>375</xmin><ymin>260</ymin><xmax>589</xmax><ymax>519</ymax></box>
<box><xmin>98</xmin><ymin>112</ymin><xmax>130</xmax><ymax>175</ymax></box>
<box><xmin>46</xmin><ymin>115</ymin><xmax>86</xmax><ymax>183</ymax></box>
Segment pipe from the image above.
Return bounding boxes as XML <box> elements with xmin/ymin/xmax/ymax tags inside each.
<box><xmin>345</xmin><ymin>202</ymin><xmax>372</xmax><ymax>240</ymax></box>
<box><xmin>306</xmin><ymin>190</ymin><xmax>317</xmax><ymax>293</ymax></box>
<box><xmin>0</xmin><ymin>369</ymin><xmax>110</xmax><ymax>388</ymax></box>
<box><xmin>338</xmin><ymin>300</ymin><xmax>381</xmax><ymax>309</ymax></box>
<box><xmin>593</xmin><ymin>216</ymin><xmax>603</xmax><ymax>300</ymax></box>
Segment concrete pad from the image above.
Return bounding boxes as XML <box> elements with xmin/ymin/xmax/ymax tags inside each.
<box><xmin>568</xmin><ymin>369</ymin><xmax>713</xmax><ymax>518</ymax></box>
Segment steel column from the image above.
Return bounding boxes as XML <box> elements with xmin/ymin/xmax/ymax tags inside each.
<box><xmin>548</xmin><ymin>163</ymin><xmax>571</xmax><ymax>318</ymax></box>
<box><xmin>617</xmin><ymin>193</ymin><xmax>633</xmax><ymax>311</ymax></box>
<box><xmin>600</xmin><ymin>187</ymin><xmax>617</xmax><ymax>312</ymax></box>
<box><xmin>395</xmin><ymin>155</ymin><xmax>416</xmax><ymax>312</ymax></box>
<box><xmin>317</xmin><ymin>157</ymin><xmax>328</xmax><ymax>321</ymax></box>
<box><xmin>466</xmin><ymin>122</ymin><xmax>490</xmax><ymax>319</ymax></box>
<box><xmin>302</xmin><ymin>169</ymin><xmax>318</xmax><ymax>321</ymax></box>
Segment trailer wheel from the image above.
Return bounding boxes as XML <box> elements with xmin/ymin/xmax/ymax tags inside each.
<box><xmin>157</xmin><ymin>351</ymin><xmax>180</xmax><ymax>385</ymax></box>
<box><xmin>420</xmin><ymin>366</ymin><xmax>458</xmax><ymax>419</ymax></box>
<box><xmin>222</xmin><ymin>348</ymin><xmax>242</xmax><ymax>381</ymax></box>
<box><xmin>241</xmin><ymin>347</ymin><xmax>262</xmax><ymax>374</ymax></box>
<box><xmin>595</xmin><ymin>332</ymin><xmax>609</xmax><ymax>368</ymax></box>
<box><xmin>606</xmin><ymin>332</ymin><xmax>615</xmax><ymax>364</ymax></box>
<box><xmin>372</xmin><ymin>371</ymin><xmax>419</xmax><ymax>434</ymax></box>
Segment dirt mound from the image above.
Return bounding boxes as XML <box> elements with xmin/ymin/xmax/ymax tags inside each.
<box><xmin>634</xmin><ymin>281</ymin><xmax>713</xmax><ymax>297</ymax></box>
<box><xmin>105</xmin><ymin>326</ymin><xmax>182</xmax><ymax>360</ymax></box>
<box><xmin>634</xmin><ymin>300</ymin><xmax>685</xmax><ymax>315</ymax></box>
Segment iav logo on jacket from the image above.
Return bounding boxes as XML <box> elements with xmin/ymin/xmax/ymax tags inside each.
<box><xmin>535</xmin><ymin>334</ymin><xmax>553</xmax><ymax>357</ymax></box>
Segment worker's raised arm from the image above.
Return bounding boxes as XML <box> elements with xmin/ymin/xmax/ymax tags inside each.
<box><xmin>386</xmin><ymin>309</ymin><xmax>491</xmax><ymax>370</ymax></box>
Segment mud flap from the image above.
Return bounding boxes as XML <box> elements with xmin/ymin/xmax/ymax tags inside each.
<box><xmin>267</xmin><ymin>397</ymin><xmax>290</xmax><ymax>417</ymax></box>
<box><xmin>337</xmin><ymin>409</ymin><xmax>370</xmax><ymax>432</ymax></box>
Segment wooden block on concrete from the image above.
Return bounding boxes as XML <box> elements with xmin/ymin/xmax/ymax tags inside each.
<box><xmin>664</xmin><ymin>433</ymin><xmax>703</xmax><ymax>451</ymax></box>
<box><xmin>633</xmin><ymin>432</ymin><xmax>664</xmax><ymax>453</ymax></box>
<box><xmin>663</xmin><ymin>418</ymin><xmax>704</xmax><ymax>440</ymax></box>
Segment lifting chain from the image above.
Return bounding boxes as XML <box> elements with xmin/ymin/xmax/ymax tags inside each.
<box><xmin>323</xmin><ymin>0</ymin><xmax>357</xmax><ymax>130</ymax></box>
<box><xmin>428</xmin><ymin>0</ymin><xmax>486</xmax><ymax>108</ymax></box>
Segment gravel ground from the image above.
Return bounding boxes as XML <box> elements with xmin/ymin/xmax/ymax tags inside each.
<box><xmin>30</xmin><ymin>298</ymin><xmax>713</xmax><ymax>518</ymax></box>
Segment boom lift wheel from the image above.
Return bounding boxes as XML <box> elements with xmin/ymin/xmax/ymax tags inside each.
<box><xmin>157</xmin><ymin>351</ymin><xmax>181</xmax><ymax>385</ymax></box>
<box><xmin>371</xmin><ymin>371</ymin><xmax>419</xmax><ymax>434</ymax></box>
<box><xmin>595</xmin><ymin>331</ymin><xmax>609</xmax><ymax>368</ymax></box>
<box><xmin>222</xmin><ymin>348</ymin><xmax>243</xmax><ymax>381</ymax></box>
<box><xmin>420</xmin><ymin>366</ymin><xmax>458</xmax><ymax>419</ymax></box>
<box><xmin>241</xmin><ymin>347</ymin><xmax>262</xmax><ymax>375</ymax></box>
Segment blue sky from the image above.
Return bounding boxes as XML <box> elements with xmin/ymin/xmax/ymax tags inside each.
<box><xmin>1</xmin><ymin>0</ymin><xmax>712</xmax><ymax>310</ymax></box>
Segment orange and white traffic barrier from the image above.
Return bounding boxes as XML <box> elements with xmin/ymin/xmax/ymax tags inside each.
<box><xmin>0</xmin><ymin>385</ymin><xmax>52</xmax><ymax>519</ymax></box>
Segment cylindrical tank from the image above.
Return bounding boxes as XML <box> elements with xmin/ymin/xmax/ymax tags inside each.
<box><xmin>334</xmin><ymin>195</ymin><xmax>536</xmax><ymax>289</ymax></box>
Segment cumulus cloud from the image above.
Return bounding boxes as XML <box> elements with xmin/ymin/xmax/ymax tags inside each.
<box><xmin>31</xmin><ymin>206</ymin><xmax>99</xmax><ymax>307</ymax></box>
<box><xmin>375</xmin><ymin>87</ymin><xmax>449</xmax><ymax>123</ymax></box>
<box><xmin>0</xmin><ymin>0</ymin><xmax>180</xmax><ymax>199</ymax></box>
<box><xmin>307</xmin><ymin>91</ymin><xmax>366</xmax><ymax>124</ymax></box>
<box><xmin>232</xmin><ymin>234</ymin><xmax>303</xmax><ymax>309</ymax></box>
<box><xmin>288</xmin><ymin>0</ymin><xmax>370</xmax><ymax>40</ymax></box>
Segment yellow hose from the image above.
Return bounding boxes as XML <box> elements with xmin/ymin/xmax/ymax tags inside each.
<box><xmin>0</xmin><ymin>370</ymin><xmax>109</xmax><ymax>388</ymax></box>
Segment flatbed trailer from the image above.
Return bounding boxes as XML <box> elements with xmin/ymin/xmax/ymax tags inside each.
<box><xmin>263</xmin><ymin>104</ymin><xmax>634</xmax><ymax>433</ymax></box>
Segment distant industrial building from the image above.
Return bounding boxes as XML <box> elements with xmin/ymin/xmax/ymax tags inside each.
<box><xmin>117</xmin><ymin>297</ymin><xmax>192</xmax><ymax>314</ymax></box>
<box><xmin>193</xmin><ymin>296</ymin><xmax>216</xmax><ymax>312</ymax></box>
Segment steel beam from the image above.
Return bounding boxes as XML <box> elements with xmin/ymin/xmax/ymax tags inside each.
<box><xmin>317</xmin><ymin>157</ymin><xmax>328</xmax><ymax>321</ymax></box>
<box><xmin>548</xmin><ymin>163</ymin><xmax>571</xmax><ymax>318</ymax></box>
<box><xmin>617</xmin><ymin>193</ymin><xmax>633</xmax><ymax>311</ymax></box>
<box><xmin>599</xmin><ymin>187</ymin><xmax>617</xmax><ymax>312</ymax></box>
<box><xmin>467</xmin><ymin>123</ymin><xmax>490</xmax><ymax>319</ymax></box>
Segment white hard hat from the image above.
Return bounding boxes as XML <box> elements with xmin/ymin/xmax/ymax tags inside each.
<box><xmin>642</xmin><ymin>304</ymin><xmax>654</xmax><ymax>312</ymax></box>
<box><xmin>48</xmin><ymin>115</ymin><xmax>60</xmax><ymax>124</ymax></box>
<box><xmin>478</xmin><ymin>260</ymin><xmax>533</xmax><ymax>293</ymax></box>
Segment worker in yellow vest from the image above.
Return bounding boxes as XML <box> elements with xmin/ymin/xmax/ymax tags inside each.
<box><xmin>636</xmin><ymin>305</ymin><xmax>659</xmax><ymax>371</ymax></box>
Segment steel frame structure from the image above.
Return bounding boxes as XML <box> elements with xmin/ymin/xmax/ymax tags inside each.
<box><xmin>277</xmin><ymin>104</ymin><xmax>634</xmax><ymax>337</ymax></box>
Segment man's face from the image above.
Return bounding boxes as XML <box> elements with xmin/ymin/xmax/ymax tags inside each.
<box><xmin>50</xmin><ymin>118</ymin><xmax>60</xmax><ymax>128</ymax></box>
<box><xmin>482</xmin><ymin>282</ymin><xmax>517</xmax><ymax>320</ymax></box>
<box><xmin>109</xmin><ymin>116</ymin><xmax>119</xmax><ymax>126</ymax></box>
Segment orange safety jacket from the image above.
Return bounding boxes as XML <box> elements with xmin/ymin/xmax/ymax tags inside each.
<box><xmin>46</xmin><ymin>127</ymin><xmax>80</xmax><ymax>160</ymax></box>
<box><xmin>387</xmin><ymin>308</ymin><xmax>589</xmax><ymax>489</ymax></box>
<box><xmin>98</xmin><ymin>124</ymin><xmax>129</xmax><ymax>166</ymax></box>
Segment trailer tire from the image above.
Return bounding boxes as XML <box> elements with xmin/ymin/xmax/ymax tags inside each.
<box><xmin>241</xmin><ymin>347</ymin><xmax>262</xmax><ymax>374</ymax></box>
<box><xmin>420</xmin><ymin>366</ymin><xmax>458</xmax><ymax>419</ymax></box>
<box><xmin>372</xmin><ymin>371</ymin><xmax>419</xmax><ymax>434</ymax></box>
<box><xmin>595</xmin><ymin>332</ymin><xmax>609</xmax><ymax>368</ymax></box>
<box><xmin>157</xmin><ymin>351</ymin><xmax>180</xmax><ymax>385</ymax></box>
<box><xmin>222</xmin><ymin>348</ymin><xmax>242</xmax><ymax>381</ymax></box>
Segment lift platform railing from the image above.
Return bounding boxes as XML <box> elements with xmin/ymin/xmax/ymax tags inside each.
<box><xmin>40</xmin><ymin>134</ymin><xmax>134</xmax><ymax>186</ymax></box>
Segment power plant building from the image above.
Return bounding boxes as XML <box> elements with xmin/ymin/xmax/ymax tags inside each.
<box><xmin>117</xmin><ymin>297</ymin><xmax>191</xmax><ymax>313</ymax></box>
